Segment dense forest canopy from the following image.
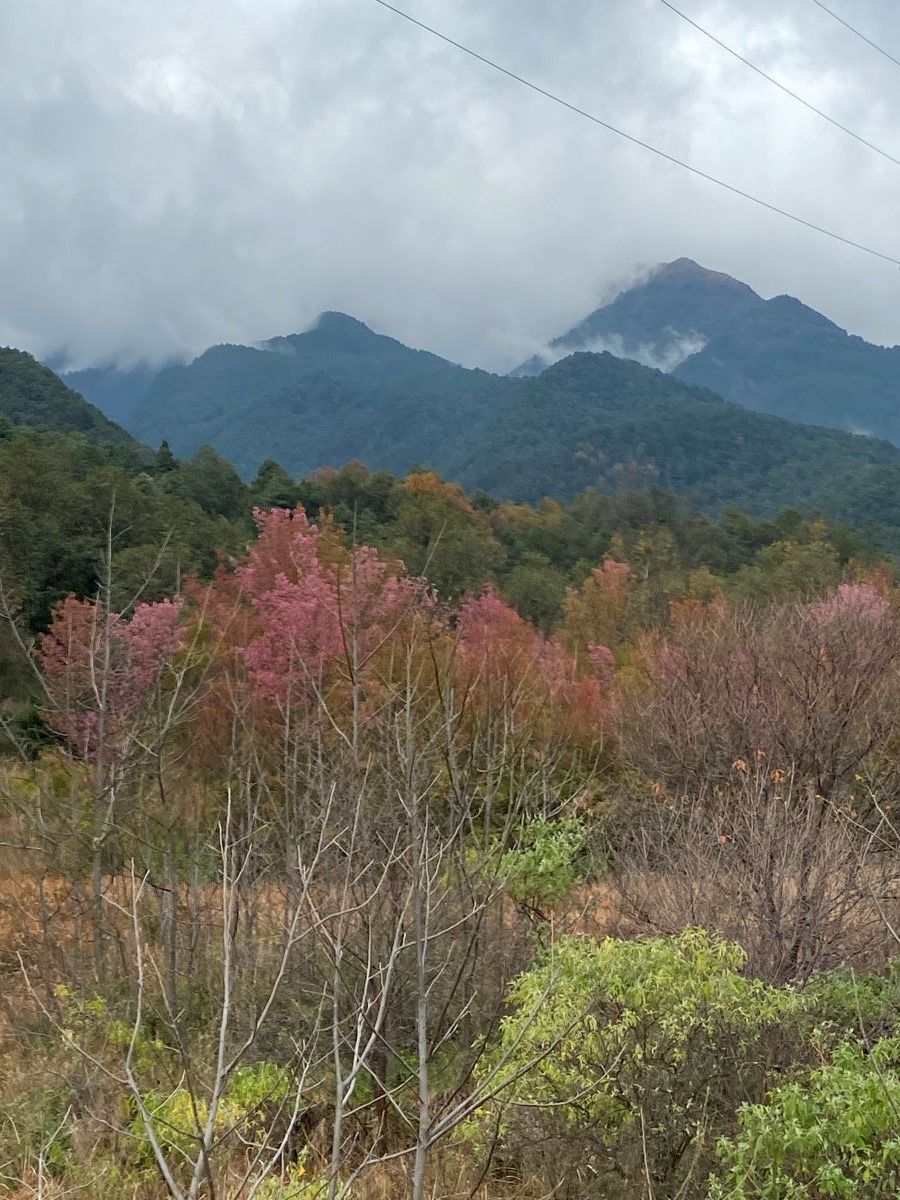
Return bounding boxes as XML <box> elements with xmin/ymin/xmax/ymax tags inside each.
<box><xmin>0</xmin><ymin>347</ymin><xmax>138</xmax><ymax>445</ymax></box>
<box><xmin>0</xmin><ymin>424</ymin><xmax>880</xmax><ymax>648</ymax></box>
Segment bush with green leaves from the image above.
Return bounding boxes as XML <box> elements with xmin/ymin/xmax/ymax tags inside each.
<box><xmin>498</xmin><ymin>817</ymin><xmax>587</xmax><ymax>914</ymax></box>
<box><xmin>801</xmin><ymin>962</ymin><xmax>900</xmax><ymax>1046</ymax></box>
<box><xmin>134</xmin><ymin>1060</ymin><xmax>296</xmax><ymax>1167</ymax></box>
<box><xmin>475</xmin><ymin>929</ymin><xmax>802</xmax><ymax>1198</ymax></box>
<box><xmin>710</xmin><ymin>1036</ymin><xmax>900</xmax><ymax>1199</ymax></box>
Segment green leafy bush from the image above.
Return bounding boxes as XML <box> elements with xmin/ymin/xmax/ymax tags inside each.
<box><xmin>802</xmin><ymin>963</ymin><xmax>900</xmax><ymax>1046</ymax></box>
<box><xmin>475</xmin><ymin>929</ymin><xmax>802</xmax><ymax>1196</ymax></box>
<box><xmin>710</xmin><ymin>1037</ymin><xmax>900</xmax><ymax>1198</ymax></box>
<box><xmin>134</xmin><ymin>1060</ymin><xmax>295</xmax><ymax>1164</ymax></box>
<box><xmin>499</xmin><ymin>817</ymin><xmax>587</xmax><ymax>911</ymax></box>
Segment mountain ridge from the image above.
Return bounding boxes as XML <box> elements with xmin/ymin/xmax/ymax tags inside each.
<box><xmin>36</xmin><ymin>313</ymin><xmax>900</xmax><ymax>554</ymax></box>
<box><xmin>41</xmin><ymin>270</ymin><xmax>900</xmax><ymax>551</ymax></box>
<box><xmin>514</xmin><ymin>259</ymin><xmax>900</xmax><ymax>445</ymax></box>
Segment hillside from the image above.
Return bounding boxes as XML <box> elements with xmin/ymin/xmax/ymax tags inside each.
<box><xmin>123</xmin><ymin>313</ymin><xmax>499</xmax><ymax>477</ymax></box>
<box><xmin>57</xmin><ymin>314</ymin><xmax>900</xmax><ymax>551</ymax></box>
<box><xmin>515</xmin><ymin>258</ymin><xmax>900</xmax><ymax>444</ymax></box>
<box><xmin>444</xmin><ymin>352</ymin><xmax>900</xmax><ymax>548</ymax></box>
<box><xmin>0</xmin><ymin>347</ymin><xmax>137</xmax><ymax>445</ymax></box>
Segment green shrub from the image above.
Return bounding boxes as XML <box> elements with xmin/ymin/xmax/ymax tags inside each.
<box><xmin>498</xmin><ymin>817</ymin><xmax>587</xmax><ymax>912</ymax></box>
<box><xmin>710</xmin><ymin>1036</ymin><xmax>900</xmax><ymax>1198</ymax></box>
<box><xmin>802</xmin><ymin>963</ymin><xmax>900</xmax><ymax>1046</ymax></box>
<box><xmin>134</xmin><ymin>1061</ymin><xmax>296</xmax><ymax>1166</ymax></box>
<box><xmin>475</xmin><ymin>929</ymin><xmax>802</xmax><ymax>1196</ymax></box>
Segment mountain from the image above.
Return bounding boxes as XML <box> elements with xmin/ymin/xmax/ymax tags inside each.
<box><xmin>61</xmin><ymin>361</ymin><xmax>164</xmax><ymax>426</ymax></box>
<box><xmin>52</xmin><ymin>312</ymin><xmax>900</xmax><ymax>552</ymax></box>
<box><xmin>674</xmin><ymin>294</ymin><xmax>900</xmax><ymax>438</ymax></box>
<box><xmin>0</xmin><ymin>347</ymin><xmax>137</xmax><ymax>445</ymax></box>
<box><xmin>514</xmin><ymin>258</ymin><xmax>900</xmax><ymax>444</ymax></box>
<box><xmin>123</xmin><ymin>312</ymin><xmax>501</xmax><ymax>478</ymax></box>
<box><xmin>512</xmin><ymin>258</ymin><xmax>763</xmax><ymax>376</ymax></box>
<box><xmin>445</xmin><ymin>352</ymin><xmax>900</xmax><ymax>550</ymax></box>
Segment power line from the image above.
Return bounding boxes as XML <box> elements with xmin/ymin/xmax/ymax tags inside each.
<box><xmin>369</xmin><ymin>0</ymin><xmax>900</xmax><ymax>269</ymax></box>
<box><xmin>808</xmin><ymin>0</ymin><xmax>900</xmax><ymax>72</ymax></box>
<box><xmin>658</xmin><ymin>0</ymin><xmax>900</xmax><ymax>169</ymax></box>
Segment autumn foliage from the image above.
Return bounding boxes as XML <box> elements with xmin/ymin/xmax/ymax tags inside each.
<box><xmin>39</xmin><ymin>506</ymin><xmax>615</xmax><ymax>767</ymax></box>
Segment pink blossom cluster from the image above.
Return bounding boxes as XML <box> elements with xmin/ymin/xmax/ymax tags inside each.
<box><xmin>237</xmin><ymin>508</ymin><xmax>428</xmax><ymax>706</ymax></box>
<box><xmin>40</xmin><ymin>595</ymin><xmax>184</xmax><ymax>759</ymax></box>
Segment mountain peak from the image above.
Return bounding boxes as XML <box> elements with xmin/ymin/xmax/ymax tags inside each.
<box><xmin>765</xmin><ymin>293</ymin><xmax>842</xmax><ymax>333</ymax></box>
<box><xmin>651</xmin><ymin>258</ymin><xmax>759</xmax><ymax>296</ymax></box>
<box><xmin>656</xmin><ymin>256</ymin><xmax>705</xmax><ymax>274</ymax></box>
<box><xmin>260</xmin><ymin>311</ymin><xmax>381</xmax><ymax>357</ymax></box>
<box><xmin>314</xmin><ymin>311</ymin><xmax>374</xmax><ymax>334</ymax></box>
<box><xmin>510</xmin><ymin>257</ymin><xmax>764</xmax><ymax>377</ymax></box>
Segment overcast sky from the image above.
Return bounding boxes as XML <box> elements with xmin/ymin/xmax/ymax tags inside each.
<box><xmin>1</xmin><ymin>0</ymin><xmax>899</xmax><ymax>371</ymax></box>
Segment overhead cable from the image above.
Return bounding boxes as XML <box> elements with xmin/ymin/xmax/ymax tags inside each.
<box><xmin>658</xmin><ymin>0</ymin><xmax>900</xmax><ymax>170</ymax></box>
<box><xmin>370</xmin><ymin>0</ymin><xmax>900</xmax><ymax>268</ymax></box>
<box><xmin>808</xmin><ymin>0</ymin><xmax>900</xmax><ymax>72</ymax></box>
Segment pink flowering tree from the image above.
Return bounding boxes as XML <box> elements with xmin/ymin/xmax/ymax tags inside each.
<box><xmin>457</xmin><ymin>590</ymin><xmax>611</xmax><ymax>744</ymax></box>
<box><xmin>235</xmin><ymin>508</ymin><xmax>431</xmax><ymax>723</ymax></box>
<box><xmin>804</xmin><ymin>580</ymin><xmax>890</xmax><ymax>629</ymax></box>
<box><xmin>40</xmin><ymin>594</ymin><xmax>184</xmax><ymax>761</ymax></box>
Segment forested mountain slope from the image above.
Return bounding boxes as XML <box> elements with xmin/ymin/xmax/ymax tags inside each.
<box><xmin>60</xmin><ymin>311</ymin><xmax>900</xmax><ymax>550</ymax></box>
<box><xmin>120</xmin><ymin>312</ymin><xmax>499</xmax><ymax>477</ymax></box>
<box><xmin>0</xmin><ymin>347</ymin><xmax>137</xmax><ymax>445</ymax></box>
<box><xmin>516</xmin><ymin>257</ymin><xmax>900</xmax><ymax>444</ymax></box>
<box><xmin>444</xmin><ymin>352</ymin><xmax>900</xmax><ymax>549</ymax></box>
<box><xmin>675</xmin><ymin>294</ymin><xmax>900</xmax><ymax>438</ymax></box>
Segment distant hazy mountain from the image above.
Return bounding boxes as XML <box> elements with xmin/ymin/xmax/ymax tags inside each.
<box><xmin>62</xmin><ymin>362</ymin><xmax>164</xmax><ymax>426</ymax></box>
<box><xmin>122</xmin><ymin>312</ymin><xmax>501</xmax><ymax>478</ymax></box>
<box><xmin>515</xmin><ymin>258</ymin><xmax>900</xmax><ymax>444</ymax></box>
<box><xmin>0</xmin><ymin>347</ymin><xmax>136</xmax><ymax>445</ymax></box>
<box><xmin>43</xmin><ymin>310</ymin><xmax>900</xmax><ymax>551</ymax></box>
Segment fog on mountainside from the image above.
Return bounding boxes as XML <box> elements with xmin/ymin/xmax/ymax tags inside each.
<box><xmin>515</xmin><ymin>258</ymin><xmax>900</xmax><ymax>445</ymax></box>
<box><xmin>65</xmin><ymin>258</ymin><xmax>900</xmax><ymax>456</ymax></box>
<box><xmin>510</xmin><ymin>258</ymin><xmax>763</xmax><ymax>376</ymax></box>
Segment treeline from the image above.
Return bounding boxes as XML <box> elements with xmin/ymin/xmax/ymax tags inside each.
<box><xmin>3</xmin><ymin>488</ymin><xmax>900</xmax><ymax>1196</ymax></box>
<box><xmin>0</xmin><ymin>426</ymin><xmax>883</xmax><ymax>643</ymax></box>
<box><xmin>285</xmin><ymin>459</ymin><xmax>880</xmax><ymax>626</ymax></box>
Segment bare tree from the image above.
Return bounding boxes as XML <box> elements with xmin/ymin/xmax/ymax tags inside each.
<box><xmin>628</xmin><ymin>593</ymin><xmax>900</xmax><ymax>799</ymax></box>
<box><xmin>610</xmin><ymin>770</ymin><xmax>900</xmax><ymax>983</ymax></box>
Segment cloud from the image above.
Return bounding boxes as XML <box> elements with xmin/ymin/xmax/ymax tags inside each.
<box><xmin>520</xmin><ymin>329</ymin><xmax>709</xmax><ymax>375</ymax></box>
<box><xmin>0</xmin><ymin>0</ymin><xmax>898</xmax><ymax>371</ymax></box>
